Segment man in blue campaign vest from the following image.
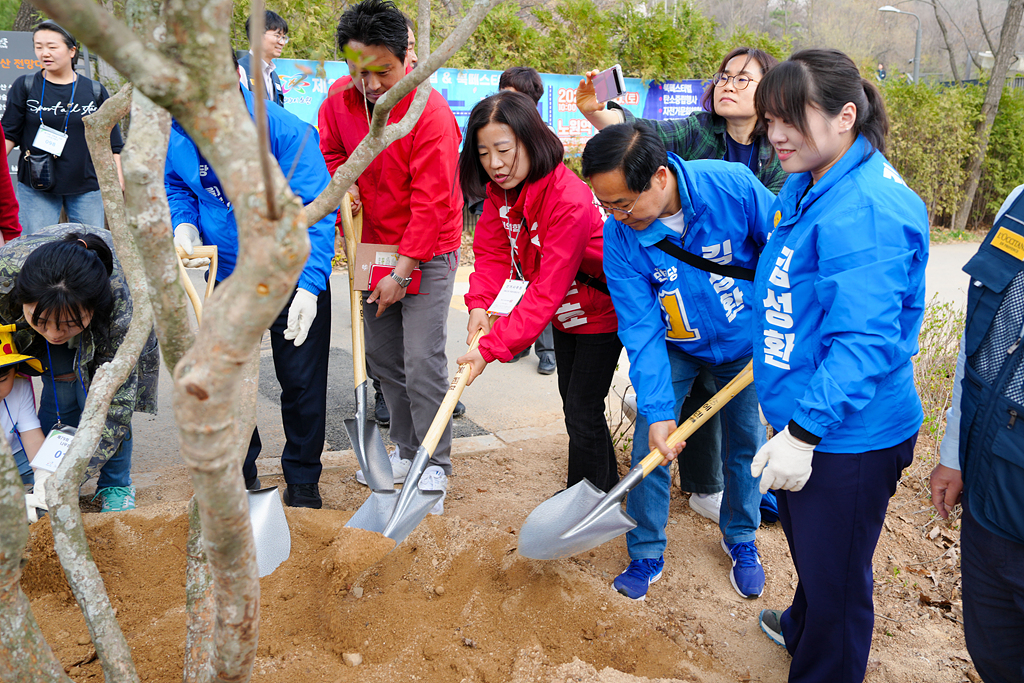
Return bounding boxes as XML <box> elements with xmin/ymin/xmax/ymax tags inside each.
<box><xmin>931</xmin><ymin>184</ymin><xmax>1024</xmax><ymax>683</ymax></box>
<box><xmin>582</xmin><ymin>122</ymin><xmax>774</xmax><ymax>601</ymax></box>
<box><xmin>165</xmin><ymin>76</ymin><xmax>336</xmax><ymax>509</ymax></box>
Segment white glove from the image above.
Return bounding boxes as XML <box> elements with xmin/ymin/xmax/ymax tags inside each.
<box><xmin>24</xmin><ymin>469</ymin><xmax>51</xmax><ymax>523</ymax></box>
<box><xmin>750</xmin><ymin>426</ymin><xmax>816</xmax><ymax>494</ymax></box>
<box><xmin>284</xmin><ymin>288</ymin><xmax>318</xmax><ymax>347</ymax></box>
<box><xmin>173</xmin><ymin>223</ymin><xmax>210</xmax><ymax>268</ymax></box>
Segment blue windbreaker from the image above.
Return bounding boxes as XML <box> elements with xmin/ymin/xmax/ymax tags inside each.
<box><xmin>753</xmin><ymin>135</ymin><xmax>928</xmax><ymax>453</ymax></box>
<box><xmin>604</xmin><ymin>154</ymin><xmax>776</xmax><ymax>424</ymax></box>
<box><xmin>164</xmin><ymin>88</ymin><xmax>336</xmax><ymax>295</ymax></box>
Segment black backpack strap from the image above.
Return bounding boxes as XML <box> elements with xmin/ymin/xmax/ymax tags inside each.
<box><xmin>22</xmin><ymin>72</ymin><xmax>36</xmax><ymax>100</ymax></box>
<box><xmin>91</xmin><ymin>78</ymin><xmax>101</xmax><ymax>102</ymax></box>
<box><xmin>654</xmin><ymin>237</ymin><xmax>756</xmax><ymax>281</ymax></box>
<box><xmin>575</xmin><ymin>270</ymin><xmax>609</xmax><ymax>296</ymax></box>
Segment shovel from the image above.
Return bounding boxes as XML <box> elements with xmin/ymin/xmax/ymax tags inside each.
<box><xmin>177</xmin><ymin>244</ymin><xmax>290</xmax><ymax>577</ymax></box>
<box><xmin>347</xmin><ymin>322</ymin><xmax>491</xmax><ymax>544</ymax></box>
<box><xmin>340</xmin><ymin>192</ymin><xmax>392</xmax><ymax>491</ymax></box>
<box><xmin>517</xmin><ymin>361</ymin><xmax>754</xmax><ymax>560</ymax></box>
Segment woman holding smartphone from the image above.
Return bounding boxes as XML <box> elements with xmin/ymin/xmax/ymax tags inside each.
<box><xmin>750</xmin><ymin>49</ymin><xmax>928</xmax><ymax>683</ymax></box>
<box><xmin>456</xmin><ymin>90</ymin><xmax>621</xmax><ymax>493</ymax></box>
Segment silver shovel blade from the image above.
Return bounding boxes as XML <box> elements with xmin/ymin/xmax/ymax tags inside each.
<box><xmin>345</xmin><ymin>382</ymin><xmax>393</xmax><ymax>490</ymax></box>
<box><xmin>247</xmin><ymin>487</ymin><xmax>291</xmax><ymax>577</ymax></box>
<box><xmin>346</xmin><ymin>445</ymin><xmax>442</xmax><ymax>546</ymax></box>
<box><xmin>517</xmin><ymin>479</ymin><xmax>637</xmax><ymax>560</ymax></box>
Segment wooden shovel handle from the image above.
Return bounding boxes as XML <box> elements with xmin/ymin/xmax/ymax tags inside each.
<box><xmin>175</xmin><ymin>244</ymin><xmax>218</xmax><ymax>301</ymax></box>
<box><xmin>341</xmin><ymin>193</ymin><xmax>368</xmax><ymax>386</ymax></box>
<box><xmin>638</xmin><ymin>360</ymin><xmax>755</xmax><ymax>477</ymax></box>
<box><xmin>419</xmin><ymin>317</ymin><xmax>496</xmax><ymax>457</ymax></box>
<box><xmin>176</xmin><ymin>257</ymin><xmax>204</xmax><ymax>325</ymax></box>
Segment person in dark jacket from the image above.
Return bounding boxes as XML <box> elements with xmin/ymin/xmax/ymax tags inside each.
<box><xmin>931</xmin><ymin>184</ymin><xmax>1024</xmax><ymax>683</ymax></box>
<box><xmin>238</xmin><ymin>10</ymin><xmax>287</xmax><ymax>107</ymax></box>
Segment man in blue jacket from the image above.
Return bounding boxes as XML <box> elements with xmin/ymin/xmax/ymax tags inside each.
<box><xmin>582</xmin><ymin>123</ymin><xmax>774</xmax><ymax>601</ymax></box>
<box><xmin>165</xmin><ymin>83</ymin><xmax>336</xmax><ymax>509</ymax></box>
<box><xmin>931</xmin><ymin>185</ymin><xmax>1024</xmax><ymax>683</ymax></box>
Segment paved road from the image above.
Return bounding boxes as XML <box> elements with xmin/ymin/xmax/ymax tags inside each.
<box><xmin>113</xmin><ymin>241</ymin><xmax>979</xmax><ymax>492</ymax></box>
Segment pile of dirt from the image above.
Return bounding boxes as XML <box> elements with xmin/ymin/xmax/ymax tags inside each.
<box><xmin>21</xmin><ymin>433</ymin><xmax>978</xmax><ymax>683</ymax></box>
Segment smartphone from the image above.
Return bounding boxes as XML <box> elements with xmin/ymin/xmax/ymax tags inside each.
<box><xmin>592</xmin><ymin>64</ymin><xmax>626</xmax><ymax>103</ymax></box>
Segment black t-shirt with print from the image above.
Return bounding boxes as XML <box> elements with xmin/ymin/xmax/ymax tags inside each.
<box><xmin>1</xmin><ymin>71</ymin><xmax>124</xmax><ymax>195</ymax></box>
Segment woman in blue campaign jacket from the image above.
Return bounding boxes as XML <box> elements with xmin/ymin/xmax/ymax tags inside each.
<box><xmin>749</xmin><ymin>49</ymin><xmax>928</xmax><ymax>683</ymax></box>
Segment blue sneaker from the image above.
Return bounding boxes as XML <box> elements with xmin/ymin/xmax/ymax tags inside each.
<box><xmin>721</xmin><ymin>539</ymin><xmax>765</xmax><ymax>599</ymax></box>
<box><xmin>95</xmin><ymin>486</ymin><xmax>137</xmax><ymax>513</ymax></box>
<box><xmin>612</xmin><ymin>557</ymin><xmax>664</xmax><ymax>601</ymax></box>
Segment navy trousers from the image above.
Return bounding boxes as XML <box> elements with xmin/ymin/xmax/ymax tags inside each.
<box><xmin>242</xmin><ymin>285</ymin><xmax>331</xmax><ymax>485</ymax></box>
<box><xmin>777</xmin><ymin>435</ymin><xmax>915</xmax><ymax>683</ymax></box>
<box><xmin>961</xmin><ymin>501</ymin><xmax>1024</xmax><ymax>683</ymax></box>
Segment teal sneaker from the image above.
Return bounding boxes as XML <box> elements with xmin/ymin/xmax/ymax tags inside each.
<box><xmin>95</xmin><ymin>486</ymin><xmax>136</xmax><ymax>512</ymax></box>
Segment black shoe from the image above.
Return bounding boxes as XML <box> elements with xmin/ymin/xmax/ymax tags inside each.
<box><xmin>283</xmin><ymin>483</ymin><xmax>322</xmax><ymax>509</ymax></box>
<box><xmin>374</xmin><ymin>391</ymin><xmax>390</xmax><ymax>427</ymax></box>
<box><xmin>537</xmin><ymin>352</ymin><xmax>556</xmax><ymax>375</ymax></box>
<box><xmin>509</xmin><ymin>348</ymin><xmax>530</xmax><ymax>363</ymax></box>
<box><xmin>453</xmin><ymin>400</ymin><xmax>466</xmax><ymax>418</ymax></box>
<box><xmin>245</xmin><ymin>477</ymin><xmax>262</xmax><ymax>492</ymax></box>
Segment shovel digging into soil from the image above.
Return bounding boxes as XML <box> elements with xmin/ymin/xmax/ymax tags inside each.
<box><xmin>340</xmin><ymin>192</ymin><xmax>393</xmax><ymax>491</ymax></box>
<box><xmin>177</xmin><ymin>244</ymin><xmax>291</xmax><ymax>577</ymax></box>
<box><xmin>346</xmin><ymin>324</ymin><xmax>491</xmax><ymax>545</ymax></box>
<box><xmin>517</xmin><ymin>361</ymin><xmax>754</xmax><ymax>560</ymax></box>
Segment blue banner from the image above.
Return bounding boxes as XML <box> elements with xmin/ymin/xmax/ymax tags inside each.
<box><xmin>271</xmin><ymin>58</ymin><xmax>704</xmax><ymax>147</ymax></box>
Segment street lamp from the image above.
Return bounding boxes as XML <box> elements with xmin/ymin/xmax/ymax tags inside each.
<box><xmin>879</xmin><ymin>5</ymin><xmax>922</xmax><ymax>84</ymax></box>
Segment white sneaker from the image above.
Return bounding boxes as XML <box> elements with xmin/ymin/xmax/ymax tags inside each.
<box><xmin>355</xmin><ymin>449</ymin><xmax>411</xmax><ymax>486</ymax></box>
<box><xmin>418</xmin><ymin>465</ymin><xmax>448</xmax><ymax>515</ymax></box>
<box><xmin>689</xmin><ymin>491</ymin><xmax>723</xmax><ymax>523</ymax></box>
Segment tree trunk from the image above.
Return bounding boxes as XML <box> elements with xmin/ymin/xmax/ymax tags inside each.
<box><xmin>12</xmin><ymin>0</ymin><xmax>39</xmax><ymax>31</ymax></box>
<box><xmin>953</xmin><ymin>0</ymin><xmax>1024</xmax><ymax>232</ymax></box>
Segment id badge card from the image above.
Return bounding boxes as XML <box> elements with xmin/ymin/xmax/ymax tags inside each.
<box><xmin>487</xmin><ymin>279</ymin><xmax>528</xmax><ymax>317</ymax></box>
<box><xmin>32</xmin><ymin>125</ymin><xmax>69</xmax><ymax>156</ymax></box>
<box><xmin>31</xmin><ymin>425</ymin><xmax>77</xmax><ymax>473</ymax></box>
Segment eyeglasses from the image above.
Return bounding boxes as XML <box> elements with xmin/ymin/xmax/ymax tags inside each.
<box><xmin>596</xmin><ymin>182</ymin><xmax>650</xmax><ymax>217</ymax></box>
<box><xmin>266</xmin><ymin>31</ymin><xmax>289</xmax><ymax>44</ymax></box>
<box><xmin>711</xmin><ymin>73</ymin><xmax>756</xmax><ymax>90</ymax></box>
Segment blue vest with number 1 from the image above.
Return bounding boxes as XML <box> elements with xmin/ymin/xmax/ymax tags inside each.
<box><xmin>960</xmin><ymin>191</ymin><xmax>1024</xmax><ymax>544</ymax></box>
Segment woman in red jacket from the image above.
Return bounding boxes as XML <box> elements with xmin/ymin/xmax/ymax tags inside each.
<box><xmin>457</xmin><ymin>90</ymin><xmax>622</xmax><ymax>492</ymax></box>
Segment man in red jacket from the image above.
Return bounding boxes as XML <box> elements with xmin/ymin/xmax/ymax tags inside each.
<box><xmin>319</xmin><ymin>0</ymin><xmax>463</xmax><ymax>510</ymax></box>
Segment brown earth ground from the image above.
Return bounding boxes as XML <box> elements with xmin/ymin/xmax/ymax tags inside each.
<box><xmin>21</xmin><ymin>429</ymin><xmax>977</xmax><ymax>683</ymax></box>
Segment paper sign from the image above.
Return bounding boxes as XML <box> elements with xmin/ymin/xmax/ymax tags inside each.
<box><xmin>32</xmin><ymin>125</ymin><xmax>68</xmax><ymax>156</ymax></box>
<box><xmin>31</xmin><ymin>425</ymin><xmax>77</xmax><ymax>473</ymax></box>
<box><xmin>487</xmin><ymin>279</ymin><xmax>529</xmax><ymax>316</ymax></box>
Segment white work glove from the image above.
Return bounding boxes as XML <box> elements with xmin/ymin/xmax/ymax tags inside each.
<box><xmin>24</xmin><ymin>469</ymin><xmax>50</xmax><ymax>523</ymax></box>
<box><xmin>284</xmin><ymin>288</ymin><xmax>318</xmax><ymax>347</ymax></box>
<box><xmin>173</xmin><ymin>223</ymin><xmax>210</xmax><ymax>268</ymax></box>
<box><xmin>750</xmin><ymin>426</ymin><xmax>816</xmax><ymax>494</ymax></box>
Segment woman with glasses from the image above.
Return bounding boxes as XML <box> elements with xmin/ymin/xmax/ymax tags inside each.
<box><xmin>750</xmin><ymin>49</ymin><xmax>927</xmax><ymax>683</ymax></box>
<box><xmin>456</xmin><ymin>90</ymin><xmax>621</xmax><ymax>494</ymax></box>
<box><xmin>578</xmin><ymin>48</ymin><xmax>783</xmax><ymax>530</ymax></box>
<box><xmin>239</xmin><ymin>10</ymin><xmax>289</xmax><ymax>106</ymax></box>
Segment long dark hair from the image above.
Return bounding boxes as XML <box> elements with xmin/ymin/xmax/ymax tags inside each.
<box><xmin>458</xmin><ymin>90</ymin><xmax>564</xmax><ymax>199</ymax></box>
<box><xmin>13</xmin><ymin>232</ymin><xmax>114</xmax><ymax>336</ymax></box>
<box><xmin>755</xmin><ymin>48</ymin><xmax>889</xmax><ymax>155</ymax></box>
<box><xmin>699</xmin><ymin>47</ymin><xmax>778</xmax><ymax>136</ymax></box>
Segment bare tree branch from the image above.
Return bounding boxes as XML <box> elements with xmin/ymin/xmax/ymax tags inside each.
<box><xmin>930</xmin><ymin>0</ymin><xmax>961</xmax><ymax>83</ymax></box>
<box><xmin>978</xmin><ymin>0</ymin><xmax>997</xmax><ymax>54</ymax></box>
<box><xmin>183</xmin><ymin>497</ymin><xmax>215</xmax><ymax>683</ymax></box>
<box><xmin>248</xmin><ymin>0</ymin><xmax>281</xmax><ymax>221</ymax></box>
<box><xmin>306</xmin><ymin>0</ymin><xmax>504</xmax><ymax>225</ymax></box>
<box><xmin>0</xmin><ymin>446</ymin><xmax>72</xmax><ymax>683</ymax></box>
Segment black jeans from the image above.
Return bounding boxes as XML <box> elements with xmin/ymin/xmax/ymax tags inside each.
<box><xmin>553</xmin><ymin>328</ymin><xmax>622</xmax><ymax>493</ymax></box>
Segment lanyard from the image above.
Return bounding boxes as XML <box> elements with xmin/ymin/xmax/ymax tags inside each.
<box><xmin>45</xmin><ymin>341</ymin><xmax>86</xmax><ymax>428</ymax></box>
<box><xmin>3</xmin><ymin>399</ymin><xmax>25</xmax><ymax>454</ymax></box>
<box><xmin>38</xmin><ymin>73</ymin><xmax>78</xmax><ymax>134</ymax></box>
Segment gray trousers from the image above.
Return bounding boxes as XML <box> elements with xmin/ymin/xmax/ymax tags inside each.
<box><xmin>363</xmin><ymin>252</ymin><xmax>458</xmax><ymax>473</ymax></box>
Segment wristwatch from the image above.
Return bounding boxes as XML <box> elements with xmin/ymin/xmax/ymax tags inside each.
<box><xmin>389</xmin><ymin>271</ymin><xmax>413</xmax><ymax>288</ymax></box>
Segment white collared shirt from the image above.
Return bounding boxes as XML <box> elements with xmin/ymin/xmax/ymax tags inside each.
<box><xmin>249</xmin><ymin>50</ymin><xmax>276</xmax><ymax>99</ymax></box>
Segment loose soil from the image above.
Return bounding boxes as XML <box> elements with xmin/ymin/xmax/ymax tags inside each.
<box><xmin>21</xmin><ymin>431</ymin><xmax>976</xmax><ymax>682</ymax></box>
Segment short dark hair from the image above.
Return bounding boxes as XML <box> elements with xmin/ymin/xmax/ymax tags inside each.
<box><xmin>755</xmin><ymin>48</ymin><xmax>889</xmax><ymax>155</ymax></box>
<box><xmin>33</xmin><ymin>21</ymin><xmax>78</xmax><ymax>67</ymax></box>
<box><xmin>13</xmin><ymin>232</ymin><xmax>115</xmax><ymax>335</ymax></box>
<box><xmin>245</xmin><ymin>10</ymin><xmax>288</xmax><ymax>41</ymax></box>
<box><xmin>499</xmin><ymin>67</ymin><xmax>544</xmax><ymax>104</ymax></box>
<box><xmin>581</xmin><ymin>123</ymin><xmax>667</xmax><ymax>194</ymax></box>
<box><xmin>336</xmin><ymin>0</ymin><xmax>408</xmax><ymax>65</ymax></box>
<box><xmin>458</xmin><ymin>90</ymin><xmax>565</xmax><ymax>199</ymax></box>
<box><xmin>700</xmin><ymin>47</ymin><xmax>778</xmax><ymax>139</ymax></box>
